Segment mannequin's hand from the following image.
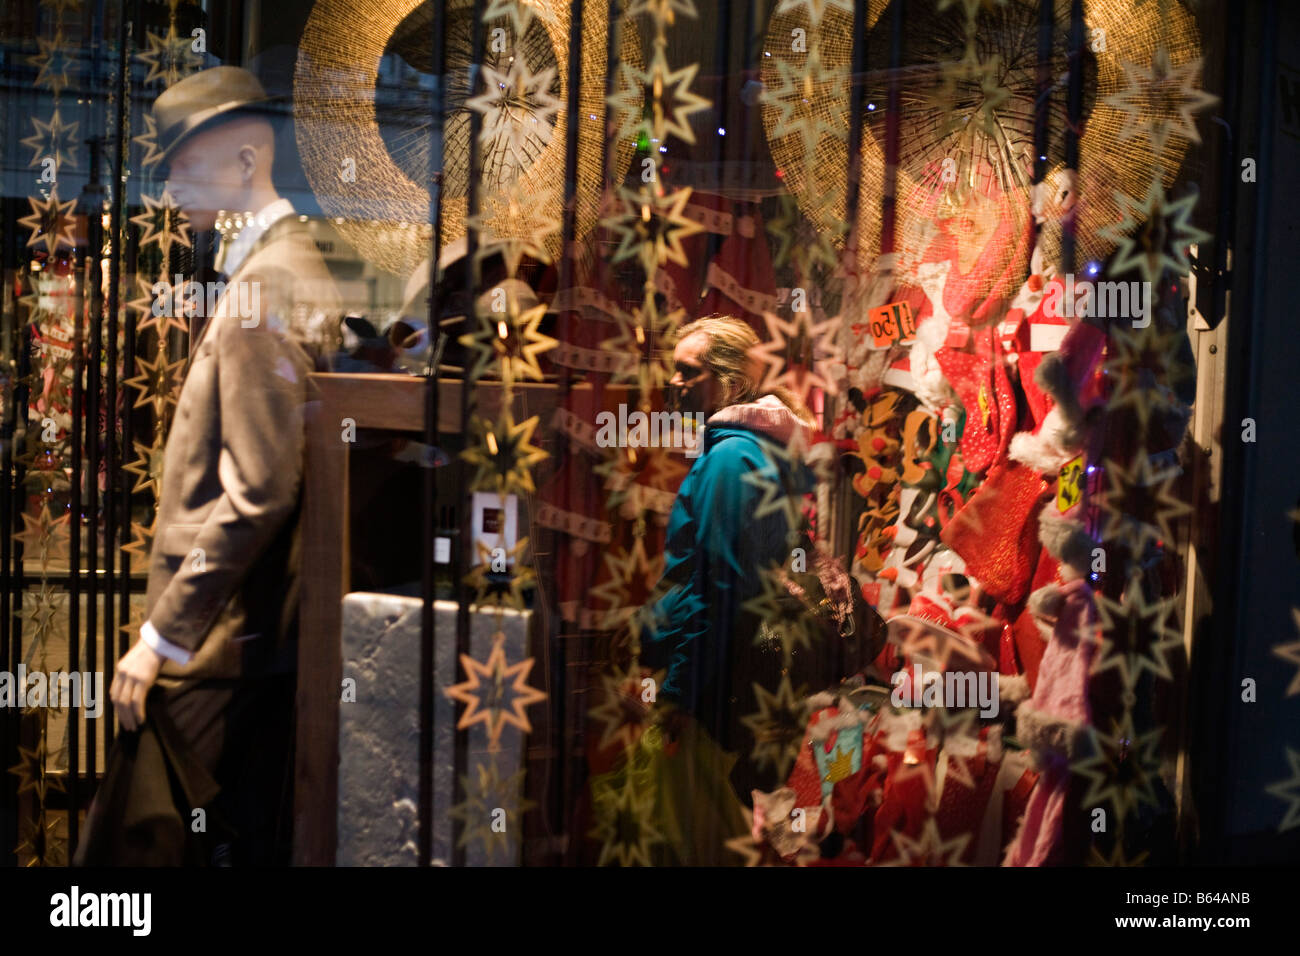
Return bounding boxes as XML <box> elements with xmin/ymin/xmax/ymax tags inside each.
<box><xmin>112</xmin><ymin>641</ymin><xmax>164</xmax><ymax>732</ymax></box>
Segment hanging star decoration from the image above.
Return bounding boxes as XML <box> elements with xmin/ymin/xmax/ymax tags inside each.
<box><xmin>17</xmin><ymin>443</ymin><xmax>71</xmax><ymax>497</ymax></box>
<box><xmin>27</xmin><ymin>34</ymin><xmax>74</xmax><ymax>95</ymax></box>
<box><xmin>588</xmin><ymin>537</ymin><xmax>665</xmax><ymax>632</ymax></box>
<box><xmin>1092</xmin><ymin>577</ymin><xmax>1184</xmax><ymax>691</ymax></box>
<box><xmin>13</xmin><ymin>502</ymin><xmax>71</xmax><ymax>572</ymax></box>
<box><xmin>123</xmin><ymin>437</ymin><xmax>168</xmax><ymax>500</ymax></box>
<box><xmin>739</xmin><ymin>431</ymin><xmax>816</xmax><ymax>538</ymax></box>
<box><xmin>750</xmin><ymin>307</ymin><xmax>842</xmax><ymax>399</ymax></box>
<box><xmin>469</xmin><ymin>177</ymin><xmax>561</xmax><ymax>276</ymax></box>
<box><xmin>18</xmin><ymin>270</ymin><xmax>73</xmax><ymax>323</ymax></box>
<box><xmin>15</xmin><ymin>809</ymin><xmax>66</xmax><ymax>868</ymax></box>
<box><xmin>773</xmin><ymin>0</ymin><xmax>854</xmax><ymax>26</ymax></box>
<box><xmin>122</xmin><ymin>519</ymin><xmax>157</xmax><ymax>575</ymax></box>
<box><xmin>604</xmin><ymin>184</ymin><xmax>704</xmax><ymax>273</ymax></box>
<box><xmin>1265</xmin><ymin>748</ymin><xmax>1300</xmax><ymax>832</ymax></box>
<box><xmin>1272</xmin><ymin>608</ymin><xmax>1300</xmax><ymax>698</ymax></box>
<box><xmin>464</xmin><ymin>537</ymin><xmax>536</xmax><ymax>611</ymax></box>
<box><xmin>594</xmin><ymin>443</ymin><xmax>687</xmax><ymax>524</ymax></box>
<box><xmin>462</xmin><ymin>410</ymin><xmax>548</xmax><ymax>496</ymax></box>
<box><xmin>131</xmin><ymin>191</ymin><xmax>192</xmax><ymax>259</ymax></box>
<box><xmin>460</xmin><ymin>290</ymin><xmax>556</xmax><ymax>385</ymax></box>
<box><xmin>885</xmin><ymin>817</ymin><xmax>971</xmax><ymax>866</ymax></box>
<box><xmin>21</xmin><ymin>581</ymin><xmax>67</xmax><ymax>646</ymax></box>
<box><xmin>137</xmin><ymin>24</ymin><xmax>203</xmax><ymax>87</ymax></box>
<box><xmin>18</xmin><ymin>190</ymin><xmax>77</xmax><ymax>254</ymax></box>
<box><xmin>8</xmin><ymin>732</ymin><xmax>67</xmax><ymax>803</ymax></box>
<box><xmin>625</xmin><ymin>0</ymin><xmax>698</xmax><ymax>24</ymax></box>
<box><xmin>1104</xmin><ymin>46</ymin><xmax>1219</xmax><ymax>156</ymax></box>
<box><xmin>766</xmin><ymin>189</ymin><xmax>845</xmax><ymax>277</ymax></box>
<box><xmin>599</xmin><ymin>302</ymin><xmax>683</xmax><ymax>392</ymax></box>
<box><xmin>1072</xmin><ymin>713</ymin><xmax>1164</xmax><ymax>823</ymax></box>
<box><xmin>1096</xmin><ymin>448</ymin><xmax>1191</xmax><ymax>557</ymax></box>
<box><xmin>444</xmin><ymin>630</ymin><xmax>547</xmax><ymax>752</ymax></box>
<box><xmin>927</xmin><ymin>51</ymin><xmax>1012</xmax><ymax>143</ymax></box>
<box><xmin>1103</xmin><ymin>320</ymin><xmax>1194</xmax><ymax>431</ymax></box>
<box><xmin>740</xmin><ymin>675</ymin><xmax>810</xmax><ymax>781</ymax></box>
<box><xmin>745</xmin><ymin>564</ymin><xmax>822</xmax><ymax>665</ymax></box>
<box><xmin>760</xmin><ymin>43</ymin><xmax>849</xmax><ymax>170</ymax></box>
<box><xmin>588</xmin><ymin>661</ymin><xmax>667</xmax><ymax>753</ymax></box>
<box><xmin>447</xmin><ymin>760</ymin><xmax>535</xmax><ymax>863</ymax></box>
<box><xmin>482</xmin><ymin>0</ymin><xmax>554</xmax><ymax>37</ymax></box>
<box><xmin>1086</xmin><ymin>842</ymin><xmax>1151</xmax><ymax>867</ymax></box>
<box><xmin>932</xmin><ymin>706</ymin><xmax>984</xmax><ymax>792</ymax></box>
<box><xmin>1096</xmin><ymin>178</ymin><xmax>1211</xmax><ymax>288</ymax></box>
<box><xmin>588</xmin><ymin>770</ymin><xmax>664</xmax><ymax>866</ymax></box>
<box><xmin>129</xmin><ymin>275</ymin><xmax>192</xmax><ymax>341</ymax></box>
<box><xmin>135</xmin><ymin>112</ymin><xmax>166</xmax><ymax>171</ymax></box>
<box><xmin>466</xmin><ymin>54</ymin><xmax>562</xmax><ymax>186</ymax></box>
<box><xmin>606</xmin><ymin>50</ymin><xmax>711</xmax><ymax>148</ymax></box>
<box><xmin>125</xmin><ymin>348</ymin><xmax>187</xmax><ymax>416</ymax></box>
<box><xmin>722</xmin><ymin>806</ymin><xmax>765</xmax><ymax>867</ymax></box>
<box><xmin>21</xmin><ymin>110</ymin><xmax>80</xmax><ymax>174</ymax></box>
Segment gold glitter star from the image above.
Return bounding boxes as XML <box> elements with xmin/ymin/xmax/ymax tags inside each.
<box><xmin>599</xmin><ymin>300</ymin><xmax>683</xmax><ymax>392</ymax></box>
<box><xmin>444</xmin><ymin>631</ymin><xmax>547</xmax><ymax>752</ymax></box>
<box><xmin>123</xmin><ymin>437</ymin><xmax>168</xmax><ymax>500</ymax></box>
<box><xmin>765</xmin><ymin>189</ymin><xmax>845</xmax><ymax>276</ymax></box>
<box><xmin>1103</xmin><ymin>321</ymin><xmax>1194</xmax><ymax>431</ymax></box>
<box><xmin>622</xmin><ymin>46</ymin><xmax>710</xmax><ymax>147</ymax></box>
<box><xmin>1092</xmin><ymin>576</ymin><xmax>1183</xmax><ymax>690</ymax></box>
<box><xmin>469</xmin><ymin>178</ymin><xmax>561</xmax><ymax>276</ymax></box>
<box><xmin>588</xmin><ymin>770</ymin><xmax>664</xmax><ymax>866</ymax></box>
<box><xmin>1272</xmin><ymin>609</ymin><xmax>1300</xmax><ymax>698</ymax></box>
<box><xmin>482</xmin><ymin>0</ymin><xmax>554</xmax><ymax>36</ymax></box>
<box><xmin>447</xmin><ymin>760</ymin><xmax>535</xmax><ymax>863</ymax></box>
<box><xmin>750</xmin><ymin>307</ymin><xmax>842</xmax><ymax>400</ymax></box>
<box><xmin>466</xmin><ymin>54</ymin><xmax>562</xmax><ymax>186</ymax></box>
<box><xmin>21</xmin><ymin>581</ymin><xmax>67</xmax><ymax>645</ymax></box>
<box><xmin>761</xmin><ymin>43</ymin><xmax>849</xmax><ymax>167</ymax></box>
<box><xmin>745</xmin><ymin>563</ymin><xmax>822</xmax><ymax>666</ymax></box>
<box><xmin>589</xmin><ymin>537</ymin><xmax>664</xmax><ymax>632</ymax></box>
<box><xmin>124</xmin><ymin>347</ymin><xmax>187</xmax><ymax>415</ymax></box>
<box><xmin>740</xmin><ymin>675</ymin><xmax>809</xmax><ymax>781</ymax></box>
<box><xmin>8</xmin><ymin>733</ymin><xmax>67</xmax><ymax>803</ymax></box>
<box><xmin>722</xmin><ymin>806</ymin><xmax>764</xmax><ymax>867</ymax></box>
<box><xmin>625</xmin><ymin>0</ymin><xmax>698</xmax><ymax>23</ymax></box>
<box><xmin>1096</xmin><ymin>178</ymin><xmax>1211</xmax><ymax>288</ymax></box>
<box><xmin>27</xmin><ymin>34</ymin><xmax>73</xmax><ymax>95</ymax></box>
<box><xmin>13</xmin><ymin>502</ymin><xmax>71</xmax><ymax>572</ymax></box>
<box><xmin>460</xmin><ymin>292</ymin><xmax>556</xmax><ymax>385</ymax></box>
<box><xmin>129</xmin><ymin>275</ymin><xmax>192</xmax><ymax>341</ymax></box>
<box><xmin>885</xmin><ymin>817</ymin><xmax>971</xmax><ymax>866</ymax></box>
<box><xmin>135</xmin><ymin>112</ymin><xmax>166</xmax><ymax>171</ymax></box>
<box><xmin>461</xmin><ymin>410</ymin><xmax>548</xmax><ymax>496</ymax></box>
<box><xmin>136</xmin><ymin>25</ymin><xmax>203</xmax><ymax>87</ymax></box>
<box><xmin>603</xmin><ymin>184</ymin><xmax>705</xmax><ymax>272</ymax></box>
<box><xmin>1072</xmin><ymin>713</ymin><xmax>1164</xmax><ymax>823</ymax></box>
<box><xmin>122</xmin><ymin>520</ymin><xmax>156</xmax><ymax>575</ymax></box>
<box><xmin>1265</xmin><ymin>748</ymin><xmax>1300</xmax><ymax>832</ymax></box>
<box><xmin>1086</xmin><ymin>842</ymin><xmax>1150</xmax><ymax>867</ymax></box>
<box><xmin>130</xmin><ymin>191</ymin><xmax>192</xmax><ymax>259</ymax></box>
<box><xmin>15</xmin><ymin>810</ymin><xmax>65</xmax><ymax>868</ymax></box>
<box><xmin>773</xmin><ymin>0</ymin><xmax>853</xmax><ymax>25</ymax></box>
<box><xmin>594</xmin><ymin>443</ymin><xmax>688</xmax><ymax>522</ymax></box>
<box><xmin>1104</xmin><ymin>46</ymin><xmax>1219</xmax><ymax>155</ymax></box>
<box><xmin>18</xmin><ymin>189</ymin><xmax>77</xmax><ymax>254</ymax></box>
<box><xmin>464</xmin><ymin>537</ymin><xmax>536</xmax><ymax>611</ymax></box>
<box><xmin>20</xmin><ymin>109</ymin><xmax>80</xmax><ymax>174</ymax></box>
<box><xmin>1096</xmin><ymin>449</ymin><xmax>1191</xmax><ymax>556</ymax></box>
<box><xmin>588</xmin><ymin>660</ymin><xmax>667</xmax><ymax>753</ymax></box>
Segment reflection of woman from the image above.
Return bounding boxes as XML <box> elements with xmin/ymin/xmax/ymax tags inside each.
<box><xmin>629</xmin><ymin>316</ymin><xmax>817</xmax><ymax>862</ymax></box>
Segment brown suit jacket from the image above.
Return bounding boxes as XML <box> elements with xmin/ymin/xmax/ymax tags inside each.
<box><xmin>148</xmin><ymin>214</ymin><xmax>341</xmax><ymax>684</ymax></box>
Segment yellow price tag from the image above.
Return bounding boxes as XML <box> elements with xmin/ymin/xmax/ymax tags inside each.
<box><xmin>1057</xmin><ymin>453</ymin><xmax>1085</xmax><ymax>513</ymax></box>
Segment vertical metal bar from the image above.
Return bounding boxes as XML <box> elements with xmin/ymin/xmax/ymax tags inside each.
<box><xmin>1061</xmin><ymin>0</ymin><xmax>1084</xmax><ymax>274</ymax></box>
<box><xmin>419</xmin><ymin>0</ymin><xmax>450</xmax><ymax>870</ymax></box>
<box><xmin>452</xmin><ymin>0</ymin><xmax>486</xmax><ymax>869</ymax></box>
<box><xmin>698</xmin><ymin>0</ymin><xmax>733</xmax><ymax>285</ymax></box>
<box><xmin>1033</xmin><ymin>0</ymin><xmax>1053</xmax><ymax>189</ymax></box>
<box><xmin>842</xmin><ymin>0</ymin><xmax>870</xmax><ymax>267</ymax></box>
<box><xmin>84</xmin><ymin>135</ymin><xmax>105</xmax><ymax>807</ymax></box>
<box><xmin>551</xmin><ymin>0</ymin><xmax>586</xmax><ymax>862</ymax></box>
<box><xmin>68</xmin><ymin>169</ymin><xmax>88</xmax><ymax>856</ymax></box>
<box><xmin>103</xmin><ymin>0</ymin><xmax>130</xmax><ymax>765</ymax></box>
<box><xmin>880</xmin><ymin>0</ymin><xmax>904</xmax><ymax>254</ymax></box>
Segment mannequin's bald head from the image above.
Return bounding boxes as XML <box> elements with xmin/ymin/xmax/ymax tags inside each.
<box><xmin>165</xmin><ymin>115</ymin><xmax>280</xmax><ymax>232</ymax></box>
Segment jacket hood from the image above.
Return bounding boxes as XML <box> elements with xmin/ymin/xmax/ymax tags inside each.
<box><xmin>706</xmin><ymin>394</ymin><xmax>812</xmax><ymax>448</ymax></box>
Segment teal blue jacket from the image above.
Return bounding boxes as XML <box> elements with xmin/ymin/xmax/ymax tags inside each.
<box><xmin>640</xmin><ymin>419</ymin><xmax>814</xmax><ymax>728</ymax></box>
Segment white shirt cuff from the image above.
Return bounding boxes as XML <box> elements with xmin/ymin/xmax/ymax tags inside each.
<box><xmin>140</xmin><ymin>619</ymin><xmax>194</xmax><ymax>666</ymax></box>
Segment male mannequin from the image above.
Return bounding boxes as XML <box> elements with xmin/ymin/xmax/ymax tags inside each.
<box><xmin>103</xmin><ymin>66</ymin><xmax>341</xmax><ymax>865</ymax></box>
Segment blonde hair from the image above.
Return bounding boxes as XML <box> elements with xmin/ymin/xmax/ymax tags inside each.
<box><xmin>677</xmin><ymin>315</ymin><xmax>815</xmax><ymax>426</ymax></box>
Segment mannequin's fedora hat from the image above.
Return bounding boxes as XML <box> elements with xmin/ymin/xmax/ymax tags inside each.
<box><xmin>154</xmin><ymin>66</ymin><xmax>284</xmax><ymax>163</ymax></box>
